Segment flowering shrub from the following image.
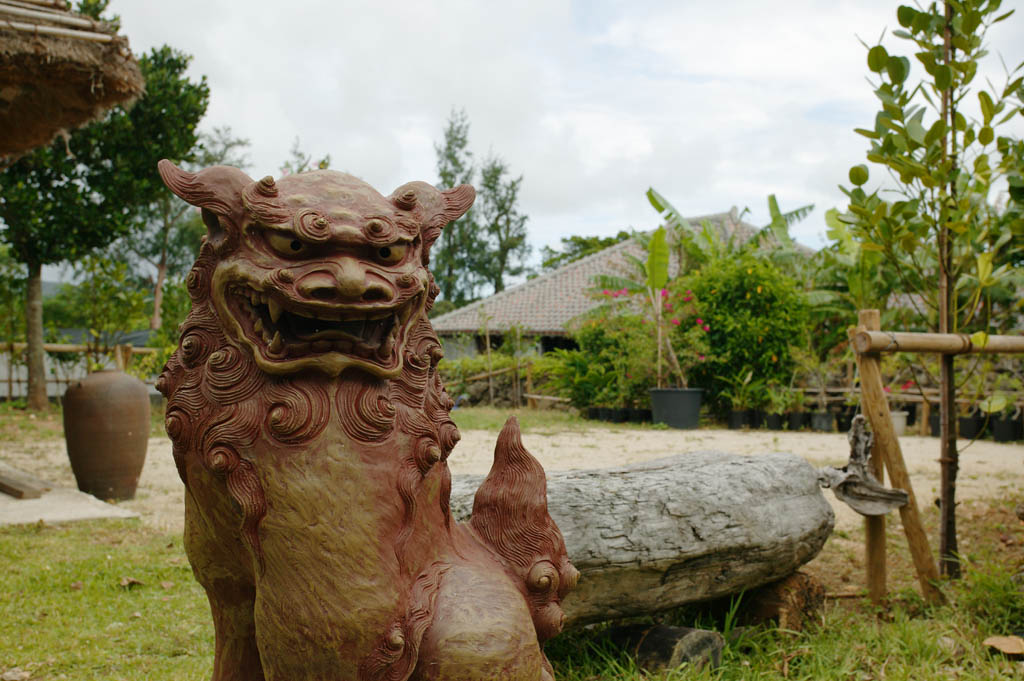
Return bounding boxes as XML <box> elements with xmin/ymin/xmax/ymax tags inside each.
<box><xmin>677</xmin><ymin>253</ymin><xmax>808</xmax><ymax>414</ymax></box>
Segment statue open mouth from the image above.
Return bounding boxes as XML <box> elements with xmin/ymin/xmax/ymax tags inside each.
<box><xmin>224</xmin><ymin>284</ymin><xmax>416</xmax><ymax>376</ymax></box>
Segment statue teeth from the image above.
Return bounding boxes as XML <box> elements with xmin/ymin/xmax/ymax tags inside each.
<box><xmin>254</xmin><ymin>319</ymin><xmax>264</xmax><ymax>333</ymax></box>
<box><xmin>268</xmin><ymin>299</ymin><xmax>283</xmax><ymax>324</ymax></box>
<box><xmin>269</xmin><ymin>331</ymin><xmax>284</xmax><ymax>353</ymax></box>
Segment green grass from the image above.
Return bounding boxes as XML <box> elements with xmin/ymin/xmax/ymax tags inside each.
<box><xmin>2</xmin><ymin>518</ymin><xmax>1021</xmax><ymax>680</ymax></box>
<box><xmin>548</xmin><ymin>569</ymin><xmax>1024</xmax><ymax>680</ymax></box>
<box><xmin>0</xmin><ymin>520</ymin><xmax>212</xmax><ymax>680</ymax></box>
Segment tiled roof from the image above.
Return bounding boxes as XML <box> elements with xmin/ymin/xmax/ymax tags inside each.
<box><xmin>430</xmin><ymin>208</ymin><xmax>759</xmax><ymax>336</ymax></box>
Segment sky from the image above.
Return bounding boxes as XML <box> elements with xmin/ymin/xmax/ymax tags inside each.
<box><xmin>113</xmin><ymin>0</ymin><xmax>1024</xmax><ymax>265</ymax></box>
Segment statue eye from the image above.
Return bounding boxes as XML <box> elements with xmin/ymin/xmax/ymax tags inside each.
<box><xmin>375</xmin><ymin>243</ymin><xmax>407</xmax><ymax>265</ymax></box>
<box><xmin>266</xmin><ymin>231</ymin><xmax>310</xmax><ymax>257</ymax></box>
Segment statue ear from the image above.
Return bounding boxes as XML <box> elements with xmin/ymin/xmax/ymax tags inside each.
<box><xmin>440</xmin><ymin>184</ymin><xmax>475</xmax><ymax>222</ymax></box>
<box><xmin>157</xmin><ymin>160</ymin><xmax>253</xmax><ymax>250</ymax></box>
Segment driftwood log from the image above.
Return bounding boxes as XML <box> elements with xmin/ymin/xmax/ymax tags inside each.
<box><xmin>451</xmin><ymin>451</ymin><xmax>834</xmax><ymax>627</ymax></box>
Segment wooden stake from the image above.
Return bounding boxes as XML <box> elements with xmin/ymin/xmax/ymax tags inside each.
<box><xmin>854</xmin><ymin>310</ymin><xmax>944</xmax><ymax>603</ymax></box>
<box><xmin>857</xmin><ymin>311</ymin><xmax>887</xmax><ymax>604</ymax></box>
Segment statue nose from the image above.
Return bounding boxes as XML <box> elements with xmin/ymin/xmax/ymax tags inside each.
<box><xmin>296</xmin><ymin>261</ymin><xmax>390</xmax><ymax>302</ymax></box>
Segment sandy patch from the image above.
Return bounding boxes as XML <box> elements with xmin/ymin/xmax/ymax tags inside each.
<box><xmin>1</xmin><ymin>428</ymin><xmax>1020</xmax><ymax>536</ymax></box>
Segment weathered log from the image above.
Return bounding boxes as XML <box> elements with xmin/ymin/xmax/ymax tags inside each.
<box><xmin>451</xmin><ymin>450</ymin><xmax>834</xmax><ymax>627</ymax></box>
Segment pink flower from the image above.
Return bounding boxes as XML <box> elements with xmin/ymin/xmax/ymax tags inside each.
<box><xmin>686</xmin><ymin>289</ymin><xmax>692</xmax><ymax>294</ymax></box>
<box><xmin>670</xmin><ymin>318</ymin><xmax>681</xmax><ymax>326</ymax></box>
<box><xmin>901</xmin><ymin>380</ymin><xmax>914</xmax><ymax>391</ymax></box>
<box><xmin>619</xmin><ymin>288</ymin><xmax>628</xmax><ymax>296</ymax></box>
<box><xmin>660</xmin><ymin>288</ymin><xmax>669</xmax><ymax>298</ymax></box>
<box><xmin>703</xmin><ymin>324</ymin><xmax>710</xmax><ymax>331</ymax></box>
<box><xmin>664</xmin><ymin>303</ymin><xmax>673</xmax><ymax>311</ymax></box>
<box><xmin>683</xmin><ymin>295</ymin><xmax>693</xmax><ymax>302</ymax></box>
<box><xmin>883</xmin><ymin>386</ymin><xmax>892</xmax><ymax>393</ymax></box>
<box><xmin>698</xmin><ymin>354</ymin><xmax>705</xmax><ymax>360</ymax></box>
<box><xmin>602</xmin><ymin>289</ymin><xmax>611</xmax><ymax>296</ymax></box>
<box><xmin>696</xmin><ymin>318</ymin><xmax>703</xmax><ymax>325</ymax></box>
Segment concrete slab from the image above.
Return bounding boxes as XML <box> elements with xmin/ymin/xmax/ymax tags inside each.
<box><xmin>0</xmin><ymin>485</ymin><xmax>138</xmax><ymax>526</ymax></box>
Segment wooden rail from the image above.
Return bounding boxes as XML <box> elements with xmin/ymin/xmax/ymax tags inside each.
<box><xmin>5</xmin><ymin>342</ymin><xmax>157</xmax><ymax>355</ymax></box>
<box><xmin>852</xmin><ymin>330</ymin><xmax>1024</xmax><ymax>355</ymax></box>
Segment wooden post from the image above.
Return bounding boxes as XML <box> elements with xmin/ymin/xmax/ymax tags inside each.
<box><xmin>854</xmin><ymin>310</ymin><xmax>944</xmax><ymax>603</ymax></box>
<box><xmin>919</xmin><ymin>399</ymin><xmax>931</xmax><ymax>437</ymax></box>
<box><xmin>856</xmin><ymin>311</ymin><xmax>887</xmax><ymax>604</ymax></box>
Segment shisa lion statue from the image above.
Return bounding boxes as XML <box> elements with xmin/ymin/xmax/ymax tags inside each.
<box><xmin>155</xmin><ymin>160</ymin><xmax>578</xmax><ymax>681</ymax></box>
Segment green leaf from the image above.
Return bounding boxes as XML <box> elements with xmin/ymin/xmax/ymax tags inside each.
<box><xmin>906</xmin><ymin>118</ymin><xmax>927</xmax><ymax>145</ymax></box>
<box><xmin>976</xmin><ymin>252</ymin><xmax>994</xmax><ymax>285</ymax></box>
<box><xmin>897</xmin><ymin>5</ymin><xmax>917</xmax><ymax>27</ymax></box>
<box><xmin>854</xmin><ymin>127</ymin><xmax>880</xmax><ymax>139</ymax></box>
<box><xmin>978</xmin><ymin>393</ymin><xmax>1007</xmax><ymax>414</ymax></box>
<box><xmin>978</xmin><ymin>126</ymin><xmax>994</xmax><ymax>145</ymax></box>
<box><xmin>645</xmin><ymin>226</ymin><xmax>669</xmax><ymax>292</ymax></box>
<box><xmin>978</xmin><ymin>91</ymin><xmax>995</xmax><ymax>124</ymax></box>
<box><xmin>848</xmin><ymin>164</ymin><xmax>870</xmax><ymax>186</ymax></box>
<box><xmin>887</xmin><ymin>56</ymin><xmax>910</xmax><ymax>84</ymax></box>
<box><xmin>993</xmin><ymin>9</ymin><xmax>1015</xmax><ymax>22</ymax></box>
<box><xmin>934</xmin><ymin>64</ymin><xmax>953</xmax><ymax>91</ymax></box>
<box><xmin>868</xmin><ymin>45</ymin><xmax>889</xmax><ymax>73</ymax></box>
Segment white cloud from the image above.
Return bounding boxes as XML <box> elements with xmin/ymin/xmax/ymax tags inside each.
<box><xmin>112</xmin><ymin>0</ymin><xmax>1024</xmax><ymax>263</ymax></box>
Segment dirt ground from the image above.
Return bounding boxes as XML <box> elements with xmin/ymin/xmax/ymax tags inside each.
<box><xmin>2</xmin><ymin>425</ymin><xmax>1021</xmax><ymax>593</ymax></box>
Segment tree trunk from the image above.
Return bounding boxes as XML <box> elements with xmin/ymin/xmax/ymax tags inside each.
<box><xmin>938</xmin><ymin>0</ymin><xmax>960</xmax><ymax>579</ymax></box>
<box><xmin>24</xmin><ymin>262</ymin><xmax>47</xmax><ymax>411</ymax></box>
<box><xmin>450</xmin><ymin>451</ymin><xmax>834</xmax><ymax>627</ymax></box>
<box><xmin>150</xmin><ymin>260</ymin><xmax>167</xmax><ymax>330</ymax></box>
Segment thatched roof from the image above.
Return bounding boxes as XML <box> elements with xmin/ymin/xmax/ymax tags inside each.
<box><xmin>0</xmin><ymin>0</ymin><xmax>144</xmax><ymax>159</ymax></box>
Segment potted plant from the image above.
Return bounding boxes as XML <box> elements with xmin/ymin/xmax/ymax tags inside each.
<box><xmin>763</xmin><ymin>382</ymin><xmax>791</xmax><ymax>430</ymax></box>
<box><xmin>597</xmin><ymin>226</ymin><xmax>710</xmax><ymax>429</ymax></box>
<box><xmin>720</xmin><ymin>369</ymin><xmax>764</xmax><ymax>429</ymax></box>
<box><xmin>793</xmin><ymin>347</ymin><xmax>835</xmax><ymax>433</ymax></box>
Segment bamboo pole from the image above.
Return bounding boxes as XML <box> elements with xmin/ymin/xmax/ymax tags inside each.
<box><xmin>857</xmin><ymin>312</ymin><xmax>888</xmax><ymax>605</ymax></box>
<box><xmin>6</xmin><ymin>342</ymin><xmax>157</xmax><ymax>355</ymax></box>
<box><xmin>5</xmin><ymin>0</ymin><xmax>69</xmax><ymax>10</ymax></box>
<box><xmin>0</xmin><ymin>19</ymin><xmax>113</xmax><ymax>42</ymax></box>
<box><xmin>0</xmin><ymin>3</ymin><xmax>98</xmax><ymax>28</ymax></box>
<box><xmin>852</xmin><ymin>330</ymin><xmax>1024</xmax><ymax>355</ymax></box>
<box><xmin>853</xmin><ymin>313</ymin><xmax>944</xmax><ymax>603</ymax></box>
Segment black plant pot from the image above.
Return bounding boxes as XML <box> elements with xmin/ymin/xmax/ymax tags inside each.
<box><xmin>728</xmin><ymin>410</ymin><xmax>747</xmax><ymax>429</ymax></box>
<box><xmin>904</xmin><ymin>403</ymin><xmax>917</xmax><ymax>427</ymax></box>
<box><xmin>992</xmin><ymin>414</ymin><xmax>1023</xmax><ymax>442</ymax></box>
<box><xmin>835</xmin><ymin>411</ymin><xmax>854</xmax><ymax>433</ymax></box>
<box><xmin>765</xmin><ymin>413</ymin><xmax>784</xmax><ymax>430</ymax></box>
<box><xmin>610</xmin><ymin>408</ymin><xmax>630</xmax><ymax>423</ymax></box>
<box><xmin>650</xmin><ymin>388</ymin><xmax>703</xmax><ymax>430</ymax></box>
<box><xmin>958</xmin><ymin>415</ymin><xmax>987</xmax><ymax>440</ymax></box>
<box><xmin>628</xmin><ymin>408</ymin><xmax>653</xmax><ymax>423</ymax></box>
<box><xmin>786</xmin><ymin>411</ymin><xmax>806</xmax><ymax>431</ymax></box>
<box><xmin>748</xmin><ymin>410</ymin><xmax>766</xmax><ymax>429</ymax></box>
<box><xmin>586</xmin><ymin>407</ymin><xmax>600</xmax><ymax>421</ymax></box>
<box><xmin>597</xmin><ymin>407</ymin><xmax>613</xmax><ymax>421</ymax></box>
<box><xmin>809</xmin><ymin>411</ymin><xmax>834</xmax><ymax>432</ymax></box>
<box><xmin>929</xmin><ymin>411</ymin><xmax>940</xmax><ymax>437</ymax></box>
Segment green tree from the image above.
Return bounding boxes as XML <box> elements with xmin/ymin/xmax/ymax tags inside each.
<box><xmin>109</xmin><ymin>126</ymin><xmax>249</xmax><ymax>329</ymax></box>
<box><xmin>280</xmin><ymin>136</ymin><xmax>331</xmax><ymax>175</ymax></box>
<box><xmin>433</xmin><ymin>109</ymin><xmax>485</xmax><ymax>305</ymax></box>
<box><xmin>44</xmin><ymin>255</ymin><xmax>148</xmax><ymax>364</ymax></box>
<box><xmin>476</xmin><ymin>155</ymin><xmax>531</xmax><ymax>292</ymax></box>
<box><xmin>833</xmin><ymin>0</ymin><xmax>1023</xmax><ymax>576</ymax></box>
<box><xmin>0</xmin><ymin>45</ymin><xmax>209</xmax><ymax>409</ymax></box>
<box><xmin>539</xmin><ymin>231</ymin><xmax>632</xmax><ymax>271</ymax></box>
